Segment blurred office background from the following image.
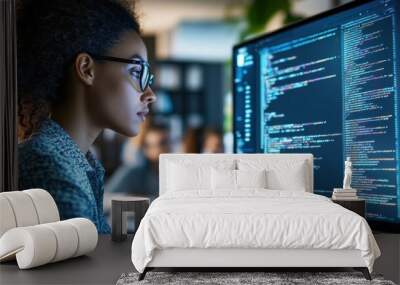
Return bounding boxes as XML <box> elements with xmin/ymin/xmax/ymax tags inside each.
<box><xmin>99</xmin><ymin>0</ymin><xmax>351</xmax><ymax>216</ymax></box>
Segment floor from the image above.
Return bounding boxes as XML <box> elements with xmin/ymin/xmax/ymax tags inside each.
<box><xmin>373</xmin><ymin>232</ymin><xmax>400</xmax><ymax>284</ymax></box>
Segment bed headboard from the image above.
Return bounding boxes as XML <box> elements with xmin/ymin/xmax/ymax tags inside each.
<box><xmin>159</xmin><ymin>153</ymin><xmax>314</xmax><ymax>195</ymax></box>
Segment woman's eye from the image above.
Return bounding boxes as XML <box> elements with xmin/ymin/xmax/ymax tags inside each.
<box><xmin>129</xmin><ymin>68</ymin><xmax>140</xmax><ymax>77</ymax></box>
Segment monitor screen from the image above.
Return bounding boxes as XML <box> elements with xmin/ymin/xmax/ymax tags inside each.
<box><xmin>233</xmin><ymin>0</ymin><xmax>400</xmax><ymax>224</ymax></box>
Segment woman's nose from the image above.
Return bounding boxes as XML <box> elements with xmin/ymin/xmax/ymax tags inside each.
<box><xmin>141</xmin><ymin>87</ymin><xmax>156</xmax><ymax>104</ymax></box>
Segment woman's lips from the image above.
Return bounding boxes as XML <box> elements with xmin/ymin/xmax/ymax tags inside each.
<box><xmin>137</xmin><ymin>110</ymin><xmax>149</xmax><ymax>121</ymax></box>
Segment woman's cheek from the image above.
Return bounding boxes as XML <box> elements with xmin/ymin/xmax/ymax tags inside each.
<box><xmin>121</xmin><ymin>84</ymin><xmax>141</xmax><ymax>119</ymax></box>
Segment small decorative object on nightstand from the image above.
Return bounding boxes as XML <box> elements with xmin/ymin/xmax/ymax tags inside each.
<box><xmin>332</xmin><ymin>157</ymin><xmax>359</xmax><ymax>198</ymax></box>
<box><xmin>111</xmin><ymin>197</ymin><xmax>150</xmax><ymax>242</ymax></box>
<box><xmin>332</xmin><ymin>156</ymin><xmax>366</xmax><ymax>216</ymax></box>
<box><xmin>332</xmin><ymin>198</ymin><xmax>366</xmax><ymax>218</ymax></box>
<box><xmin>343</xmin><ymin>157</ymin><xmax>353</xmax><ymax>190</ymax></box>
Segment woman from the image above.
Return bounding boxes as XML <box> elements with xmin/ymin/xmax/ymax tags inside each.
<box><xmin>17</xmin><ymin>0</ymin><xmax>156</xmax><ymax>233</ymax></box>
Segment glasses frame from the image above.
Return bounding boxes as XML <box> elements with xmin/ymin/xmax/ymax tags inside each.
<box><xmin>88</xmin><ymin>53</ymin><xmax>154</xmax><ymax>92</ymax></box>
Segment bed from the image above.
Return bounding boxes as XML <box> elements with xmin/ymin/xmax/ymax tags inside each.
<box><xmin>131</xmin><ymin>154</ymin><xmax>380</xmax><ymax>280</ymax></box>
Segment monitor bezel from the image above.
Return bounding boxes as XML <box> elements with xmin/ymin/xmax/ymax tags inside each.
<box><xmin>232</xmin><ymin>0</ymin><xmax>400</xmax><ymax>231</ymax></box>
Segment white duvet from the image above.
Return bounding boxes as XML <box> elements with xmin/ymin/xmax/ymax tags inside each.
<box><xmin>131</xmin><ymin>190</ymin><xmax>380</xmax><ymax>273</ymax></box>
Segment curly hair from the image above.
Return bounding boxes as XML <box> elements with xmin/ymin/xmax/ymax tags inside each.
<box><xmin>17</xmin><ymin>0</ymin><xmax>141</xmax><ymax>141</ymax></box>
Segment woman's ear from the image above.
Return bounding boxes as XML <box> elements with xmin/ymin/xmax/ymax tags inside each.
<box><xmin>74</xmin><ymin>53</ymin><xmax>95</xmax><ymax>86</ymax></box>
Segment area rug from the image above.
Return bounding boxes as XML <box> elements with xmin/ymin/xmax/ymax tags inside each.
<box><xmin>116</xmin><ymin>271</ymin><xmax>396</xmax><ymax>285</ymax></box>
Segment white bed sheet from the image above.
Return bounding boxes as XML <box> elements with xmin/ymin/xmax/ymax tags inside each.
<box><xmin>131</xmin><ymin>190</ymin><xmax>380</xmax><ymax>273</ymax></box>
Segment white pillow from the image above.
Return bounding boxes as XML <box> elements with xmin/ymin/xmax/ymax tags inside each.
<box><xmin>236</xmin><ymin>169</ymin><xmax>267</xmax><ymax>189</ymax></box>
<box><xmin>237</xmin><ymin>159</ymin><xmax>308</xmax><ymax>191</ymax></box>
<box><xmin>168</xmin><ymin>162</ymin><xmax>211</xmax><ymax>191</ymax></box>
<box><xmin>211</xmin><ymin>168</ymin><xmax>236</xmax><ymax>190</ymax></box>
<box><xmin>211</xmin><ymin>168</ymin><xmax>267</xmax><ymax>190</ymax></box>
<box><xmin>167</xmin><ymin>160</ymin><xmax>235</xmax><ymax>192</ymax></box>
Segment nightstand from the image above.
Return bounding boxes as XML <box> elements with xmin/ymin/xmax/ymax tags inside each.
<box><xmin>332</xmin><ymin>198</ymin><xmax>366</xmax><ymax>218</ymax></box>
<box><xmin>111</xmin><ymin>197</ymin><xmax>150</xmax><ymax>242</ymax></box>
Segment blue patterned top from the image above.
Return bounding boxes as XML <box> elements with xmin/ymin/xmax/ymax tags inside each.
<box><xmin>18</xmin><ymin>118</ymin><xmax>111</xmax><ymax>234</ymax></box>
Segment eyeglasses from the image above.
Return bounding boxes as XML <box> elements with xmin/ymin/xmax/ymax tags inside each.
<box><xmin>89</xmin><ymin>53</ymin><xmax>154</xmax><ymax>92</ymax></box>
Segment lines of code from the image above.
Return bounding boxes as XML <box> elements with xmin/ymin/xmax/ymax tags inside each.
<box><xmin>260</xmin><ymin>25</ymin><xmax>343</xmax><ymax>198</ymax></box>
<box><xmin>342</xmin><ymin>12</ymin><xmax>399</xmax><ymax>220</ymax></box>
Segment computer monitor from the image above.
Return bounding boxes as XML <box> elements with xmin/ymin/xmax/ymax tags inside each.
<box><xmin>233</xmin><ymin>0</ymin><xmax>400</xmax><ymax>228</ymax></box>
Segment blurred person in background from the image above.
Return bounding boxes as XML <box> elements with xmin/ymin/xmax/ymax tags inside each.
<box><xmin>202</xmin><ymin>127</ymin><xmax>224</xmax><ymax>153</ymax></box>
<box><xmin>182</xmin><ymin>126</ymin><xmax>224</xmax><ymax>153</ymax></box>
<box><xmin>181</xmin><ymin>126</ymin><xmax>204</xmax><ymax>153</ymax></box>
<box><xmin>105</xmin><ymin>122</ymin><xmax>170</xmax><ymax>200</ymax></box>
